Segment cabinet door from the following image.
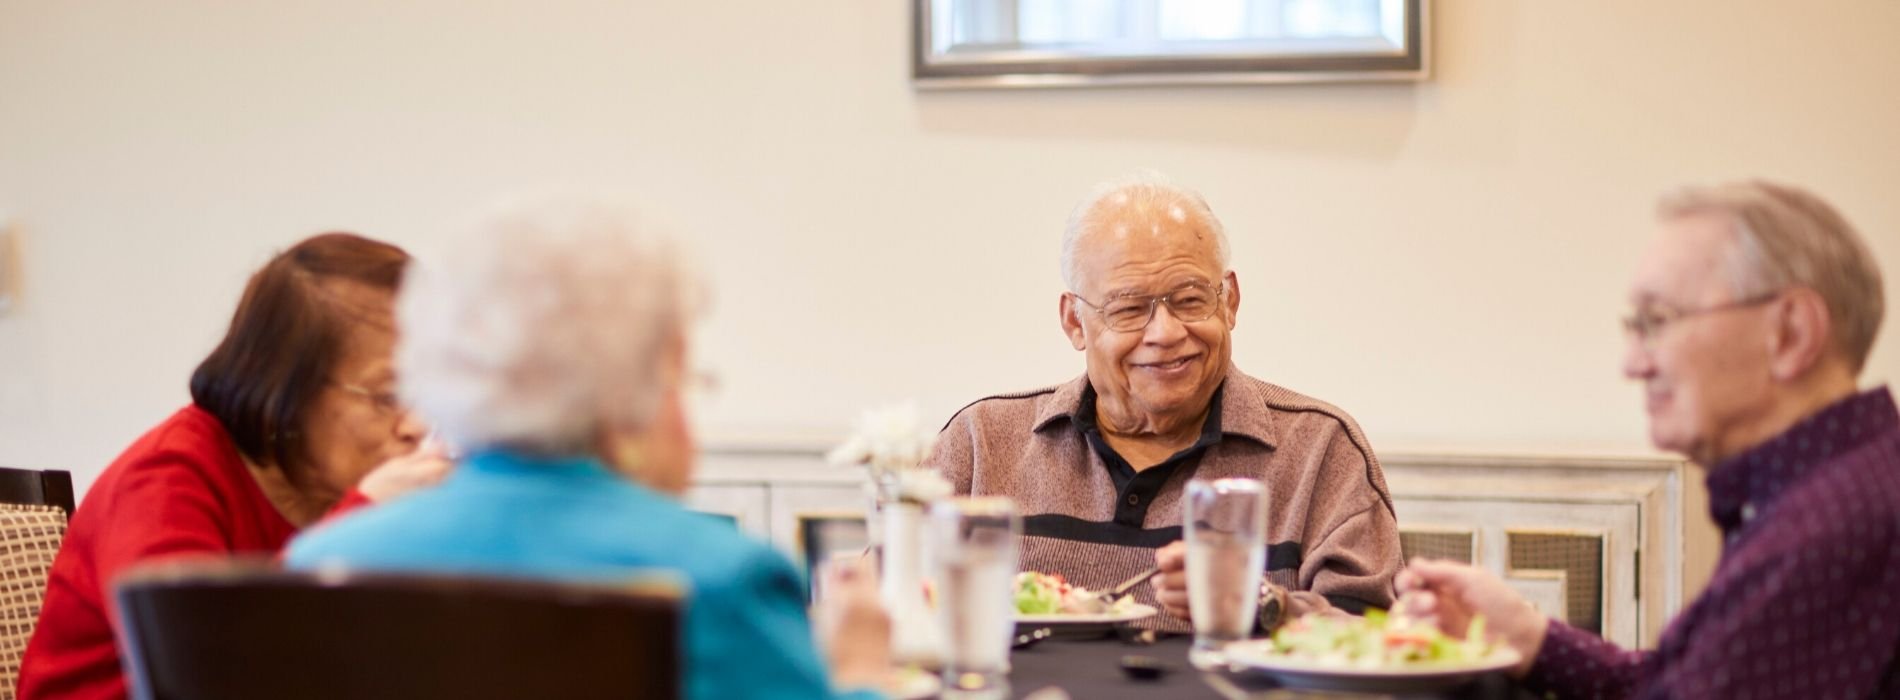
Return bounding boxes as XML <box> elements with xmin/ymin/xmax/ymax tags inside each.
<box><xmin>1394</xmin><ymin>497</ymin><xmax>1643</xmax><ymax>648</ymax></box>
<box><xmin>686</xmin><ymin>484</ymin><xmax>770</xmax><ymax>538</ymax></box>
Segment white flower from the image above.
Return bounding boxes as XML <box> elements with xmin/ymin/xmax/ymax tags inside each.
<box><xmin>825</xmin><ymin>435</ymin><xmax>872</xmax><ymax>467</ymax></box>
<box><xmin>827</xmin><ymin>401</ymin><xmax>940</xmax><ymax>475</ymax></box>
<box><xmin>891</xmin><ymin>468</ymin><xmax>952</xmax><ymax>503</ymax></box>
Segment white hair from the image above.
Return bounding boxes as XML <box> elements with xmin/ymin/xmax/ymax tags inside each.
<box><xmin>1659</xmin><ymin>180</ymin><xmax>1886</xmax><ymax>373</ymax></box>
<box><xmin>1060</xmin><ymin>172</ymin><xmax>1231</xmax><ymax>291</ymax></box>
<box><xmin>396</xmin><ymin>195</ymin><xmax>699</xmax><ymax>454</ymax></box>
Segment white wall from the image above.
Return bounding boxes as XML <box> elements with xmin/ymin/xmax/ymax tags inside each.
<box><xmin>1</xmin><ymin>1</ymin><xmax>1895</xmax><ymax>495</ymax></box>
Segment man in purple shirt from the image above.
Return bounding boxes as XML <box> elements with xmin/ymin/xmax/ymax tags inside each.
<box><xmin>1401</xmin><ymin>180</ymin><xmax>1898</xmax><ymax>699</ymax></box>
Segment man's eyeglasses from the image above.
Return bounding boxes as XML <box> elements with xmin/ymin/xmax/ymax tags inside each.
<box><xmin>1071</xmin><ymin>280</ymin><xmax>1226</xmax><ymax>333</ymax></box>
<box><xmin>1621</xmin><ymin>291</ymin><xmax>1781</xmax><ymax>348</ymax></box>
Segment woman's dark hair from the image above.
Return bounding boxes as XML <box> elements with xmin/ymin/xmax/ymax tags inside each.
<box><xmin>190</xmin><ymin>232</ymin><xmax>410</xmax><ymax>480</ymax></box>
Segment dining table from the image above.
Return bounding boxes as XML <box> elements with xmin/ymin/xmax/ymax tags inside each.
<box><xmin>993</xmin><ymin>632</ymin><xmax>1535</xmax><ymax>700</ymax></box>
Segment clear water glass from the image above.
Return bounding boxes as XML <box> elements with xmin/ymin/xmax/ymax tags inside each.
<box><xmin>929</xmin><ymin>497</ymin><xmax>1020</xmax><ymax>699</ymax></box>
<box><xmin>1184</xmin><ymin>477</ymin><xmax>1268</xmax><ymax>670</ymax></box>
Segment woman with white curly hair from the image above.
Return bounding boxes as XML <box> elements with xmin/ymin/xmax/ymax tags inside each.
<box><xmin>286</xmin><ymin>197</ymin><xmax>893</xmax><ymax>700</ymax></box>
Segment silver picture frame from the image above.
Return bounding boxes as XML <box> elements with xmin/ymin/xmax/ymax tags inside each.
<box><xmin>913</xmin><ymin>0</ymin><xmax>1429</xmax><ymax>89</ymax></box>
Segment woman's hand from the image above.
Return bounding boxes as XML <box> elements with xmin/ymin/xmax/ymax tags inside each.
<box><xmin>813</xmin><ymin>557</ymin><xmax>892</xmax><ymax>691</ymax></box>
<box><xmin>356</xmin><ymin>438</ymin><xmax>455</xmax><ymax>503</ymax></box>
<box><xmin>1395</xmin><ymin>558</ymin><xmax>1549</xmax><ymax>676</ymax></box>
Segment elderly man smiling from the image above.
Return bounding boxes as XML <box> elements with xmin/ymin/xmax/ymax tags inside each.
<box><xmin>926</xmin><ymin>175</ymin><xmax>1402</xmax><ymax>632</ymax></box>
<box><xmin>1401</xmin><ymin>181</ymin><xmax>1898</xmax><ymax>698</ymax></box>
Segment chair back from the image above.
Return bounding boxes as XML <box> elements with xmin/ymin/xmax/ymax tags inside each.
<box><xmin>0</xmin><ymin>467</ymin><xmax>74</xmax><ymax>516</ymax></box>
<box><xmin>116</xmin><ymin>560</ymin><xmax>683</xmax><ymax>700</ymax></box>
<box><xmin>0</xmin><ymin>467</ymin><xmax>75</xmax><ymax>699</ymax></box>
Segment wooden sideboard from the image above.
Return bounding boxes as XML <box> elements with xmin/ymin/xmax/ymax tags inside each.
<box><xmin>689</xmin><ymin>445</ymin><xmax>1717</xmax><ymax>648</ymax></box>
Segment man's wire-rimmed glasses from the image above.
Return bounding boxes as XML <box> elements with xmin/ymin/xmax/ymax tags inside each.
<box><xmin>1621</xmin><ymin>291</ymin><xmax>1782</xmax><ymax>349</ymax></box>
<box><xmin>1070</xmin><ymin>280</ymin><xmax>1227</xmax><ymax>333</ymax></box>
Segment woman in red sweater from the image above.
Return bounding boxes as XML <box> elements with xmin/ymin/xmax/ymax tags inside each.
<box><xmin>17</xmin><ymin>232</ymin><xmax>448</xmax><ymax>700</ymax></box>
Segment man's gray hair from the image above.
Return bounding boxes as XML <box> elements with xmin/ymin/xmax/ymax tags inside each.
<box><xmin>396</xmin><ymin>194</ymin><xmax>700</xmax><ymax>454</ymax></box>
<box><xmin>1659</xmin><ymin>180</ymin><xmax>1885</xmax><ymax>373</ymax></box>
<box><xmin>1060</xmin><ymin>172</ymin><xmax>1231</xmax><ymax>290</ymax></box>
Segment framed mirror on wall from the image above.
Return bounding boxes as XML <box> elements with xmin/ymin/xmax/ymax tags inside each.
<box><xmin>913</xmin><ymin>0</ymin><xmax>1429</xmax><ymax>89</ymax></box>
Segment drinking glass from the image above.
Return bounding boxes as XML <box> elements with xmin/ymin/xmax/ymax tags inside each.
<box><xmin>929</xmin><ymin>497</ymin><xmax>1020</xmax><ymax>699</ymax></box>
<box><xmin>1184</xmin><ymin>477</ymin><xmax>1268</xmax><ymax>669</ymax></box>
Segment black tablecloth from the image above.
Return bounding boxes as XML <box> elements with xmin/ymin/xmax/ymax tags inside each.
<box><xmin>1000</xmin><ymin>634</ymin><xmax>1532</xmax><ymax>700</ymax></box>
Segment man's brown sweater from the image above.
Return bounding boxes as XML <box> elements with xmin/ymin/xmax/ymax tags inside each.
<box><xmin>926</xmin><ymin>365</ymin><xmax>1402</xmax><ymax>632</ymax></box>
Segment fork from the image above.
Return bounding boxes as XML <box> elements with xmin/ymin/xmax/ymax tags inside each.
<box><xmin>1091</xmin><ymin>565</ymin><xmax>1162</xmax><ymax>608</ymax></box>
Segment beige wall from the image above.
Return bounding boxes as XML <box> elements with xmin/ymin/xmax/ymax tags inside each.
<box><xmin>1</xmin><ymin>1</ymin><xmax>1895</xmax><ymax>496</ymax></box>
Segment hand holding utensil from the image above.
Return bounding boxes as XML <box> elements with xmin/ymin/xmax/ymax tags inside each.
<box><xmin>1090</xmin><ymin>565</ymin><xmax>1160</xmax><ymax>610</ymax></box>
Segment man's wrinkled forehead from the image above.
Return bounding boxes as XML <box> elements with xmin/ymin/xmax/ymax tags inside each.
<box><xmin>1085</xmin><ymin>193</ymin><xmax>1205</xmax><ymax>238</ymax></box>
<box><xmin>1076</xmin><ymin>199</ymin><xmax>1219</xmax><ymax>260</ymax></box>
<box><xmin>1631</xmin><ymin>213</ymin><xmax>1737</xmax><ymax>306</ymax></box>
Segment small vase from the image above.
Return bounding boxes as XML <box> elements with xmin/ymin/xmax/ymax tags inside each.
<box><xmin>865</xmin><ymin>471</ymin><xmax>899</xmax><ymax>552</ymax></box>
<box><xmin>879</xmin><ymin>496</ymin><xmax>943</xmax><ymax>666</ymax></box>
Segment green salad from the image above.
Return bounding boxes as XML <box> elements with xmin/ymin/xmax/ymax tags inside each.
<box><xmin>1013</xmin><ymin>572</ymin><xmax>1132</xmax><ymax>616</ymax></box>
<box><xmin>1267</xmin><ymin>609</ymin><xmax>1497</xmax><ymax>669</ymax></box>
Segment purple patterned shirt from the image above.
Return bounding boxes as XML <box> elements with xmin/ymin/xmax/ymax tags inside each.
<box><xmin>1526</xmin><ymin>387</ymin><xmax>1900</xmax><ymax>699</ymax></box>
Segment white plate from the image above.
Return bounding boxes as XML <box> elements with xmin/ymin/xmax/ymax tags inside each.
<box><xmin>1224</xmin><ymin>640</ymin><xmax>1521</xmax><ymax>694</ymax></box>
<box><xmin>1015</xmin><ymin>602</ymin><xmax>1158</xmax><ymax>625</ymax></box>
<box><xmin>888</xmin><ymin>667</ymin><xmax>940</xmax><ymax>700</ymax></box>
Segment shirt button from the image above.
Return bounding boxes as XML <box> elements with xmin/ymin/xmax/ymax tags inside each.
<box><xmin>1126</xmin><ymin>494</ymin><xmax>1140</xmax><ymax>506</ymax></box>
<box><xmin>1741</xmin><ymin>503</ymin><xmax>1757</xmax><ymax>522</ymax></box>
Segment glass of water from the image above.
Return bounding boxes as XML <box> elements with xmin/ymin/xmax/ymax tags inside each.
<box><xmin>929</xmin><ymin>497</ymin><xmax>1020</xmax><ymax>699</ymax></box>
<box><xmin>1184</xmin><ymin>477</ymin><xmax>1268</xmax><ymax>669</ymax></box>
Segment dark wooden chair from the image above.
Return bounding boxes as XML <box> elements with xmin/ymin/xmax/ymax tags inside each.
<box><xmin>0</xmin><ymin>467</ymin><xmax>75</xmax><ymax>515</ymax></box>
<box><xmin>116</xmin><ymin>559</ymin><xmax>683</xmax><ymax>700</ymax></box>
<box><xmin>0</xmin><ymin>467</ymin><xmax>75</xmax><ymax>696</ymax></box>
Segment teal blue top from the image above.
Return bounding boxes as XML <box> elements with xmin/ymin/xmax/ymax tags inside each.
<box><xmin>285</xmin><ymin>450</ymin><xmax>883</xmax><ymax>700</ymax></box>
